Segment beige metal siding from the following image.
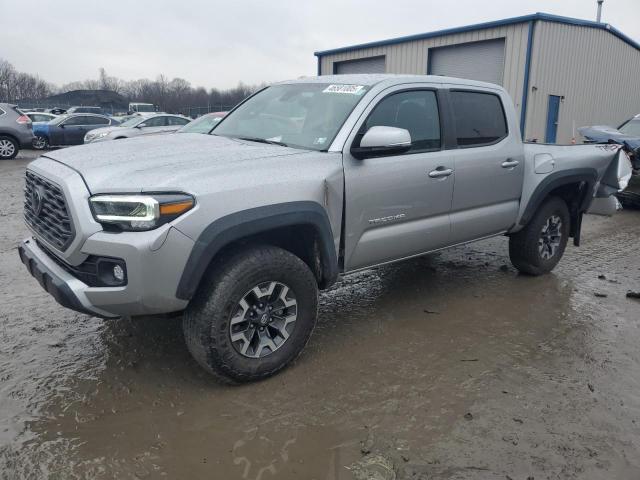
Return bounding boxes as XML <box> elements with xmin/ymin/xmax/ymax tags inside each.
<box><xmin>525</xmin><ymin>21</ymin><xmax>640</xmax><ymax>143</ymax></box>
<box><xmin>319</xmin><ymin>23</ymin><xmax>530</xmax><ymax>116</ymax></box>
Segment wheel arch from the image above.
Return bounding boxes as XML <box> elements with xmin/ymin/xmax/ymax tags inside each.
<box><xmin>176</xmin><ymin>201</ymin><xmax>339</xmax><ymax>301</ymax></box>
<box><xmin>518</xmin><ymin>168</ymin><xmax>598</xmax><ymax>246</ymax></box>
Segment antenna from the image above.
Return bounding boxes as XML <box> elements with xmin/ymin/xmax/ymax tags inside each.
<box><xmin>596</xmin><ymin>0</ymin><xmax>604</xmax><ymax>22</ymax></box>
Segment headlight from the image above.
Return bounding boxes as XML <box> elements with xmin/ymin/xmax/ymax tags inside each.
<box><xmin>85</xmin><ymin>131</ymin><xmax>109</xmax><ymax>142</ymax></box>
<box><xmin>89</xmin><ymin>194</ymin><xmax>195</xmax><ymax>231</ymax></box>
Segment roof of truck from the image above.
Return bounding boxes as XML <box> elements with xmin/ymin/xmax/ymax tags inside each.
<box><xmin>279</xmin><ymin>74</ymin><xmax>504</xmax><ymax>90</ymax></box>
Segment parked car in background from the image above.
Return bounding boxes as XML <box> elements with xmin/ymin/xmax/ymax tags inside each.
<box><xmin>66</xmin><ymin>106</ymin><xmax>103</xmax><ymax>115</ymax></box>
<box><xmin>84</xmin><ymin>113</ymin><xmax>190</xmax><ymax>143</ymax></box>
<box><xmin>47</xmin><ymin>107</ymin><xmax>67</xmax><ymax>115</ymax></box>
<box><xmin>579</xmin><ymin>114</ymin><xmax>640</xmax><ymax>207</ymax></box>
<box><xmin>177</xmin><ymin>112</ymin><xmax>227</xmax><ymax>134</ymax></box>
<box><xmin>128</xmin><ymin>102</ymin><xmax>156</xmax><ymax>114</ymax></box>
<box><xmin>32</xmin><ymin>113</ymin><xmax>119</xmax><ymax>149</ymax></box>
<box><xmin>0</xmin><ymin>103</ymin><xmax>34</xmax><ymax>159</ymax></box>
<box><xmin>25</xmin><ymin>112</ymin><xmax>58</xmax><ymax>123</ymax></box>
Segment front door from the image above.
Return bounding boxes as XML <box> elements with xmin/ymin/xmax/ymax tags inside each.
<box><xmin>343</xmin><ymin>87</ymin><xmax>454</xmax><ymax>271</ymax></box>
<box><xmin>447</xmin><ymin>89</ymin><xmax>524</xmax><ymax>244</ymax></box>
<box><xmin>545</xmin><ymin>95</ymin><xmax>561</xmax><ymax>143</ymax></box>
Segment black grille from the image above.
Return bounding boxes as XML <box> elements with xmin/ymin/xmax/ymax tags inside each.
<box><xmin>24</xmin><ymin>170</ymin><xmax>75</xmax><ymax>251</ymax></box>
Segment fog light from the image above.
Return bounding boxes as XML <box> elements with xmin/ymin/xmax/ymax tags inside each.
<box><xmin>113</xmin><ymin>264</ymin><xmax>124</xmax><ymax>282</ymax></box>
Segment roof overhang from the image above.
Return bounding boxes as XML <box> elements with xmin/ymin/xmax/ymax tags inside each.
<box><xmin>314</xmin><ymin>12</ymin><xmax>640</xmax><ymax>57</ymax></box>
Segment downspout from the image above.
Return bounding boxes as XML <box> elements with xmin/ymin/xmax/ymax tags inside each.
<box><xmin>520</xmin><ymin>20</ymin><xmax>535</xmax><ymax>139</ymax></box>
<box><xmin>316</xmin><ymin>55</ymin><xmax>322</xmax><ymax>76</ymax></box>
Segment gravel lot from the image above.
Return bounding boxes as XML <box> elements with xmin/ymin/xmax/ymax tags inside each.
<box><xmin>1</xmin><ymin>149</ymin><xmax>640</xmax><ymax>479</ymax></box>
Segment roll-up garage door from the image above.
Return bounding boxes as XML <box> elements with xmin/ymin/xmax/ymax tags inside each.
<box><xmin>334</xmin><ymin>56</ymin><xmax>386</xmax><ymax>74</ymax></box>
<box><xmin>428</xmin><ymin>38</ymin><xmax>505</xmax><ymax>85</ymax></box>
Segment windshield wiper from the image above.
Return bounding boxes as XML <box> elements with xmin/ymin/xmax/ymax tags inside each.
<box><xmin>235</xmin><ymin>136</ymin><xmax>289</xmax><ymax>147</ymax></box>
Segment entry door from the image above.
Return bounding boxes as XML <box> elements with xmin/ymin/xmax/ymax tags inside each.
<box><xmin>343</xmin><ymin>87</ymin><xmax>454</xmax><ymax>271</ymax></box>
<box><xmin>545</xmin><ymin>95</ymin><xmax>561</xmax><ymax>143</ymax></box>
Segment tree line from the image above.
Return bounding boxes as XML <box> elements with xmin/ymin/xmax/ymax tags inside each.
<box><xmin>0</xmin><ymin>58</ymin><xmax>264</xmax><ymax>112</ymax></box>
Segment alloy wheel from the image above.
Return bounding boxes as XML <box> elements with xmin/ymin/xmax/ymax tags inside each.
<box><xmin>229</xmin><ymin>281</ymin><xmax>298</xmax><ymax>358</ymax></box>
<box><xmin>538</xmin><ymin>215</ymin><xmax>563</xmax><ymax>259</ymax></box>
<box><xmin>0</xmin><ymin>139</ymin><xmax>16</xmax><ymax>158</ymax></box>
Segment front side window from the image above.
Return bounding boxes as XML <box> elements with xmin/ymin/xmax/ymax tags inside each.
<box><xmin>450</xmin><ymin>91</ymin><xmax>507</xmax><ymax>147</ymax></box>
<box><xmin>167</xmin><ymin>116</ymin><xmax>190</xmax><ymax>126</ymax></box>
<box><xmin>179</xmin><ymin>114</ymin><xmax>222</xmax><ymax>133</ymax></box>
<box><xmin>359</xmin><ymin>90</ymin><xmax>441</xmax><ymax>153</ymax></box>
<box><xmin>213</xmin><ymin>83</ymin><xmax>370</xmax><ymax>151</ymax></box>
<box><xmin>144</xmin><ymin>116</ymin><xmax>167</xmax><ymax>127</ymax></box>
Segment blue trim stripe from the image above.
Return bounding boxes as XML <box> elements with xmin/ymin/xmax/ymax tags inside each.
<box><xmin>314</xmin><ymin>12</ymin><xmax>640</xmax><ymax>58</ymax></box>
<box><xmin>520</xmin><ymin>20</ymin><xmax>535</xmax><ymax>139</ymax></box>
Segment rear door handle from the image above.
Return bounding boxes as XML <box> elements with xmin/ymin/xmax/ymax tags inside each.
<box><xmin>428</xmin><ymin>167</ymin><xmax>454</xmax><ymax>178</ymax></box>
<box><xmin>501</xmin><ymin>159</ymin><xmax>519</xmax><ymax>168</ymax></box>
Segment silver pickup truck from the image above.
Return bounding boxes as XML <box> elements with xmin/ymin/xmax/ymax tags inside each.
<box><xmin>19</xmin><ymin>74</ymin><xmax>631</xmax><ymax>382</ymax></box>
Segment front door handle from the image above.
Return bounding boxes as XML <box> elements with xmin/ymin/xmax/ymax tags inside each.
<box><xmin>501</xmin><ymin>159</ymin><xmax>520</xmax><ymax>168</ymax></box>
<box><xmin>428</xmin><ymin>167</ymin><xmax>453</xmax><ymax>178</ymax></box>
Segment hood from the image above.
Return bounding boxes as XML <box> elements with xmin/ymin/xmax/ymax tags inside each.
<box><xmin>42</xmin><ymin>133</ymin><xmax>311</xmax><ymax>193</ymax></box>
<box><xmin>578</xmin><ymin>125</ymin><xmax>640</xmax><ymax>152</ymax></box>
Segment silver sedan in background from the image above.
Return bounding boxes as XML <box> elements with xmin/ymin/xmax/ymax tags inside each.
<box><xmin>84</xmin><ymin>113</ymin><xmax>191</xmax><ymax>143</ymax></box>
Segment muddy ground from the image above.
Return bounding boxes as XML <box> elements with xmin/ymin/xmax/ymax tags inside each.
<box><xmin>1</xmin><ymin>150</ymin><xmax>640</xmax><ymax>480</ymax></box>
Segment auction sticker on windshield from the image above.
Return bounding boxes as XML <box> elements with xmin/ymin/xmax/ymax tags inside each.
<box><xmin>323</xmin><ymin>84</ymin><xmax>366</xmax><ymax>95</ymax></box>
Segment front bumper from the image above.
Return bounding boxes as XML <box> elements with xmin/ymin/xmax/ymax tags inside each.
<box><xmin>19</xmin><ymin>238</ymin><xmax>117</xmax><ymax>318</ymax></box>
<box><xmin>19</xmin><ymin>225</ymin><xmax>194</xmax><ymax>318</ymax></box>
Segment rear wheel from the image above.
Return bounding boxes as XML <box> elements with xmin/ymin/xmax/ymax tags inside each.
<box><xmin>0</xmin><ymin>136</ymin><xmax>18</xmax><ymax>159</ymax></box>
<box><xmin>509</xmin><ymin>196</ymin><xmax>570</xmax><ymax>275</ymax></box>
<box><xmin>183</xmin><ymin>245</ymin><xmax>319</xmax><ymax>383</ymax></box>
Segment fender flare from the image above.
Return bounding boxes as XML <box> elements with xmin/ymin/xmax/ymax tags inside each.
<box><xmin>175</xmin><ymin>201</ymin><xmax>339</xmax><ymax>300</ymax></box>
<box><xmin>519</xmin><ymin>168</ymin><xmax>598</xmax><ymax>227</ymax></box>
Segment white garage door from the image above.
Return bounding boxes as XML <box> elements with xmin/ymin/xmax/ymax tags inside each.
<box><xmin>429</xmin><ymin>38</ymin><xmax>505</xmax><ymax>85</ymax></box>
<box><xmin>334</xmin><ymin>56</ymin><xmax>386</xmax><ymax>74</ymax></box>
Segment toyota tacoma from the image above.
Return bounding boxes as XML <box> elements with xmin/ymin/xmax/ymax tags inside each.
<box><xmin>19</xmin><ymin>75</ymin><xmax>631</xmax><ymax>382</ymax></box>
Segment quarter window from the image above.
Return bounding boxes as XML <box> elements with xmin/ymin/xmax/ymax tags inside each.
<box><xmin>450</xmin><ymin>91</ymin><xmax>507</xmax><ymax>147</ymax></box>
<box><xmin>360</xmin><ymin>90</ymin><xmax>441</xmax><ymax>153</ymax></box>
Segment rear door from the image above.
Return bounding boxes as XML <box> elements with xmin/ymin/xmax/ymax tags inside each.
<box><xmin>446</xmin><ymin>88</ymin><xmax>524</xmax><ymax>243</ymax></box>
<box><xmin>343</xmin><ymin>85</ymin><xmax>454</xmax><ymax>271</ymax></box>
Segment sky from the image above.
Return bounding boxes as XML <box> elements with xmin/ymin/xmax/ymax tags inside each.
<box><xmin>2</xmin><ymin>0</ymin><xmax>639</xmax><ymax>90</ymax></box>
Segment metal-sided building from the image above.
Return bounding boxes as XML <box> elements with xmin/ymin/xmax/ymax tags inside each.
<box><xmin>314</xmin><ymin>12</ymin><xmax>640</xmax><ymax>144</ymax></box>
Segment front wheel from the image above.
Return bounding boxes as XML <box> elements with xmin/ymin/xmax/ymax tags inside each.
<box><xmin>33</xmin><ymin>136</ymin><xmax>49</xmax><ymax>150</ymax></box>
<box><xmin>509</xmin><ymin>196</ymin><xmax>570</xmax><ymax>275</ymax></box>
<box><xmin>183</xmin><ymin>245</ymin><xmax>319</xmax><ymax>383</ymax></box>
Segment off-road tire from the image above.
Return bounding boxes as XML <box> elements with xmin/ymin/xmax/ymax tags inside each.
<box><xmin>509</xmin><ymin>196</ymin><xmax>570</xmax><ymax>275</ymax></box>
<box><xmin>0</xmin><ymin>135</ymin><xmax>18</xmax><ymax>159</ymax></box>
<box><xmin>183</xmin><ymin>245</ymin><xmax>319</xmax><ymax>383</ymax></box>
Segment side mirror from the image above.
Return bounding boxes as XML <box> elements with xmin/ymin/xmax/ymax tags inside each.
<box><xmin>59</xmin><ymin>123</ymin><xmax>66</xmax><ymax>128</ymax></box>
<box><xmin>136</xmin><ymin>123</ymin><xmax>147</xmax><ymax>129</ymax></box>
<box><xmin>351</xmin><ymin>126</ymin><xmax>411</xmax><ymax>159</ymax></box>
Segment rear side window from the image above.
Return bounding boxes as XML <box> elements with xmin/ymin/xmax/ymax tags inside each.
<box><xmin>84</xmin><ymin>116</ymin><xmax>109</xmax><ymax>125</ymax></box>
<box><xmin>450</xmin><ymin>91</ymin><xmax>507</xmax><ymax>147</ymax></box>
<box><xmin>63</xmin><ymin>116</ymin><xmax>88</xmax><ymax>126</ymax></box>
<box><xmin>361</xmin><ymin>90</ymin><xmax>441</xmax><ymax>153</ymax></box>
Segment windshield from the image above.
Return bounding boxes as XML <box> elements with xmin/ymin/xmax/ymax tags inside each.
<box><xmin>213</xmin><ymin>83</ymin><xmax>369</xmax><ymax>150</ymax></box>
<box><xmin>619</xmin><ymin>118</ymin><xmax>640</xmax><ymax>136</ymax></box>
<box><xmin>179</xmin><ymin>114</ymin><xmax>222</xmax><ymax>134</ymax></box>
